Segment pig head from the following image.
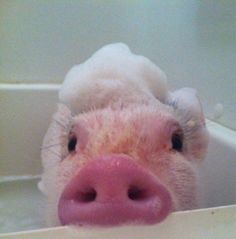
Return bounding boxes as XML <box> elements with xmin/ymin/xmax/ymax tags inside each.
<box><xmin>39</xmin><ymin>43</ymin><xmax>209</xmax><ymax>226</ymax></box>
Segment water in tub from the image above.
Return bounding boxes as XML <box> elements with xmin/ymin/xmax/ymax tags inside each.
<box><xmin>0</xmin><ymin>176</ymin><xmax>47</xmax><ymax>233</ymax></box>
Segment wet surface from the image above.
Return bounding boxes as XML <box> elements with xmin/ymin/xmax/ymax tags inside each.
<box><xmin>0</xmin><ymin>177</ymin><xmax>47</xmax><ymax>234</ymax></box>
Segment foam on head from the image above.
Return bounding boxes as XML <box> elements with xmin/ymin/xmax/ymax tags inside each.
<box><xmin>59</xmin><ymin>43</ymin><xmax>168</xmax><ymax>113</ymax></box>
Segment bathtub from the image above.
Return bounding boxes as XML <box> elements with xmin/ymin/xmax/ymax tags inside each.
<box><xmin>0</xmin><ymin>84</ymin><xmax>235</xmax><ymax>238</ymax></box>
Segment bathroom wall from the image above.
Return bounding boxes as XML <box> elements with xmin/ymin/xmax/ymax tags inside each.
<box><xmin>0</xmin><ymin>0</ymin><xmax>235</xmax><ymax>129</ymax></box>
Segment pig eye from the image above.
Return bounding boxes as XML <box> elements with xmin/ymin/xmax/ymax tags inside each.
<box><xmin>68</xmin><ymin>135</ymin><xmax>77</xmax><ymax>152</ymax></box>
<box><xmin>171</xmin><ymin>132</ymin><xmax>183</xmax><ymax>152</ymax></box>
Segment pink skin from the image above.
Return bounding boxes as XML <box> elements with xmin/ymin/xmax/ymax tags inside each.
<box><xmin>41</xmin><ymin>104</ymin><xmax>206</xmax><ymax>226</ymax></box>
<box><xmin>58</xmin><ymin>155</ymin><xmax>172</xmax><ymax>226</ymax></box>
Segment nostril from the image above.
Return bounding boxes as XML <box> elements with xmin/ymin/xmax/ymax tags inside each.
<box><xmin>128</xmin><ymin>186</ymin><xmax>147</xmax><ymax>201</ymax></box>
<box><xmin>76</xmin><ymin>188</ymin><xmax>97</xmax><ymax>203</ymax></box>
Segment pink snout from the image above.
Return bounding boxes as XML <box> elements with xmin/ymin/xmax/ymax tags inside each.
<box><xmin>58</xmin><ymin>155</ymin><xmax>172</xmax><ymax>226</ymax></box>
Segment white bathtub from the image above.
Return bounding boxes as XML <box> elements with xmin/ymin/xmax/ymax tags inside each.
<box><xmin>0</xmin><ymin>84</ymin><xmax>236</xmax><ymax>238</ymax></box>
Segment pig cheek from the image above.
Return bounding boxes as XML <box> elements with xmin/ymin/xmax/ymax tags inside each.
<box><xmin>43</xmin><ymin>155</ymin><xmax>82</xmax><ymax>206</ymax></box>
<box><xmin>57</xmin><ymin>156</ymin><xmax>83</xmax><ymax>190</ymax></box>
<box><xmin>168</xmin><ymin>155</ymin><xmax>198</xmax><ymax>210</ymax></box>
<box><xmin>148</xmin><ymin>154</ymin><xmax>198</xmax><ymax>210</ymax></box>
<box><xmin>40</xmin><ymin>166</ymin><xmax>65</xmax><ymax>226</ymax></box>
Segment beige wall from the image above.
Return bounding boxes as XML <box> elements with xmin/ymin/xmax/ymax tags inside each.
<box><xmin>0</xmin><ymin>0</ymin><xmax>235</xmax><ymax>129</ymax></box>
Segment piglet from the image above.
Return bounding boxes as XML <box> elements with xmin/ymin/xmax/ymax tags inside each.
<box><xmin>39</xmin><ymin>43</ymin><xmax>209</xmax><ymax>226</ymax></box>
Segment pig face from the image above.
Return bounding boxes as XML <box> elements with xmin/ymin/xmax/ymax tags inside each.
<box><xmin>39</xmin><ymin>99</ymin><xmax>208</xmax><ymax>226</ymax></box>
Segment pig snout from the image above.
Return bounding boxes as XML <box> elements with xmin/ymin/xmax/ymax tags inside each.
<box><xmin>58</xmin><ymin>155</ymin><xmax>172</xmax><ymax>226</ymax></box>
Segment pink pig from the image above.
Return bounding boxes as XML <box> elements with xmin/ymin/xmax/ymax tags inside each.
<box><xmin>39</xmin><ymin>43</ymin><xmax>209</xmax><ymax>226</ymax></box>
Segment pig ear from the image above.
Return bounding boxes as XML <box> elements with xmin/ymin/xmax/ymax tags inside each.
<box><xmin>167</xmin><ymin>88</ymin><xmax>209</xmax><ymax>161</ymax></box>
<box><xmin>53</xmin><ymin>104</ymin><xmax>73</xmax><ymax>126</ymax></box>
<box><xmin>41</xmin><ymin>104</ymin><xmax>73</xmax><ymax>169</ymax></box>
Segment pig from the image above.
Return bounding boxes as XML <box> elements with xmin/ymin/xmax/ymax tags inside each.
<box><xmin>39</xmin><ymin>43</ymin><xmax>209</xmax><ymax>226</ymax></box>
